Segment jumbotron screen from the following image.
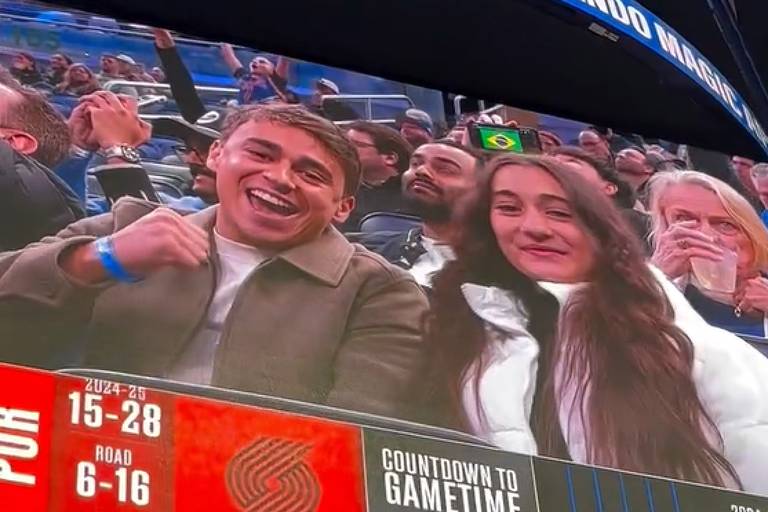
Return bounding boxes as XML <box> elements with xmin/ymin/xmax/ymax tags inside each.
<box><xmin>0</xmin><ymin>0</ymin><xmax>767</xmax><ymax>508</ymax></box>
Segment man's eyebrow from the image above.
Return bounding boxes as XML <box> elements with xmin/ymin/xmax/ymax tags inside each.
<box><xmin>295</xmin><ymin>156</ymin><xmax>333</xmax><ymax>179</ymax></box>
<box><xmin>241</xmin><ymin>137</ymin><xmax>282</xmax><ymax>152</ymax></box>
<box><xmin>431</xmin><ymin>156</ymin><xmax>462</xmax><ymax>171</ymax></box>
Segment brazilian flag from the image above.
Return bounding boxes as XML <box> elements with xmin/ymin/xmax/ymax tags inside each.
<box><xmin>478</xmin><ymin>126</ymin><xmax>523</xmax><ymax>152</ymax></box>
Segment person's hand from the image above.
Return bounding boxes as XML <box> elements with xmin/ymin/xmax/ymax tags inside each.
<box><xmin>60</xmin><ymin>208</ymin><xmax>209</xmax><ymax>284</ymax></box>
<box><xmin>220</xmin><ymin>43</ymin><xmax>236</xmax><ymax>57</ymax></box>
<box><xmin>79</xmin><ymin>91</ymin><xmax>151</xmax><ymax>150</ymax></box>
<box><xmin>109</xmin><ymin>208</ymin><xmax>209</xmax><ymax>276</ymax></box>
<box><xmin>67</xmin><ymin>101</ymin><xmax>99</xmax><ymax>151</ymax></box>
<box><xmin>650</xmin><ymin>221</ymin><xmax>725</xmax><ymax>280</ymax></box>
<box><xmin>735</xmin><ymin>276</ymin><xmax>768</xmax><ymax>314</ymax></box>
<box><xmin>152</xmin><ymin>28</ymin><xmax>175</xmax><ymax>49</ymax></box>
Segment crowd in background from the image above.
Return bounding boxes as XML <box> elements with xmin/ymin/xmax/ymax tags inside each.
<box><xmin>1</xmin><ymin>19</ymin><xmax>768</xmax><ymax>499</ymax></box>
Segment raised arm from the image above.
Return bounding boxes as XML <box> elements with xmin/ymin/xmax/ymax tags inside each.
<box><xmin>153</xmin><ymin>28</ymin><xmax>206</xmax><ymax>123</ymax></box>
<box><xmin>275</xmin><ymin>55</ymin><xmax>290</xmax><ymax>81</ymax></box>
<box><xmin>220</xmin><ymin>43</ymin><xmax>244</xmax><ymax>75</ymax></box>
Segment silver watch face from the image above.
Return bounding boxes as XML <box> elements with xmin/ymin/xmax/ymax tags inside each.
<box><xmin>120</xmin><ymin>145</ymin><xmax>141</xmax><ymax>163</ymax></box>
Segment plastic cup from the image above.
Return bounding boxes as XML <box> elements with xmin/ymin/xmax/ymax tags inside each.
<box><xmin>691</xmin><ymin>249</ymin><xmax>737</xmax><ymax>293</ymax></box>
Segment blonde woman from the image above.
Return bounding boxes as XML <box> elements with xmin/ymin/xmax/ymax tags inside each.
<box><xmin>649</xmin><ymin>170</ymin><xmax>768</xmax><ymax>337</ymax></box>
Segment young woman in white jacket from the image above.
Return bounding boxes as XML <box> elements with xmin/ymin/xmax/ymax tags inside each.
<box><xmin>427</xmin><ymin>154</ymin><xmax>768</xmax><ymax>495</ymax></box>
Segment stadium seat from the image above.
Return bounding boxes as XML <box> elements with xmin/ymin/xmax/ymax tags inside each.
<box><xmin>151</xmin><ymin>177</ymin><xmax>185</xmax><ymax>199</ymax></box>
<box><xmin>358</xmin><ymin>212</ymin><xmax>421</xmax><ymax>234</ymax></box>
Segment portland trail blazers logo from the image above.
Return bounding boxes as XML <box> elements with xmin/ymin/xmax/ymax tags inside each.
<box><xmin>226</xmin><ymin>437</ymin><xmax>321</xmax><ymax>512</ymax></box>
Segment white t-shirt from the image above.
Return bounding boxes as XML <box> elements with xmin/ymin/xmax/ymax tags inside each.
<box><xmin>165</xmin><ymin>230</ymin><xmax>271</xmax><ymax>385</ymax></box>
<box><xmin>409</xmin><ymin>236</ymin><xmax>455</xmax><ymax>288</ymax></box>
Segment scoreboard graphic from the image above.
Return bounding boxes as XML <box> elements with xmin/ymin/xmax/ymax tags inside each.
<box><xmin>0</xmin><ymin>363</ymin><xmax>765</xmax><ymax>511</ymax></box>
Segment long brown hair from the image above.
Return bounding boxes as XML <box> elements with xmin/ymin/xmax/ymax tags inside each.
<box><xmin>428</xmin><ymin>154</ymin><xmax>740</xmax><ymax>487</ymax></box>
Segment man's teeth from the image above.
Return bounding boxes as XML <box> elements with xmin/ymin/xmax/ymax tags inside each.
<box><xmin>248</xmin><ymin>189</ymin><xmax>294</xmax><ymax>211</ymax></box>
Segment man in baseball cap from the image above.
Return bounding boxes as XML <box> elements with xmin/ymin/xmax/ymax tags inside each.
<box><xmin>316</xmin><ymin>78</ymin><xmax>340</xmax><ymax>95</ymax></box>
<box><xmin>152</xmin><ymin>117</ymin><xmax>221</xmax><ymax>211</ymax></box>
<box><xmin>398</xmin><ymin>108</ymin><xmax>434</xmax><ymax>148</ymax></box>
<box><xmin>309</xmin><ymin>77</ymin><xmax>358</xmax><ymax>122</ymax></box>
<box><xmin>113</xmin><ymin>54</ymin><xmax>139</xmax><ymax>78</ymax></box>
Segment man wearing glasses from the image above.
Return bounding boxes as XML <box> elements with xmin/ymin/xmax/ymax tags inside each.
<box><xmin>153</xmin><ymin>117</ymin><xmax>220</xmax><ymax>212</ymax></box>
<box><xmin>341</xmin><ymin>121</ymin><xmax>413</xmax><ymax>231</ymax></box>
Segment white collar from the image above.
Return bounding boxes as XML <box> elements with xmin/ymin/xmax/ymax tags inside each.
<box><xmin>460</xmin><ymin>281</ymin><xmax>587</xmax><ymax>334</ymax></box>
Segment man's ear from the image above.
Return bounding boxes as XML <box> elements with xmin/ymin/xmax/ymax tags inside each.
<box><xmin>382</xmin><ymin>151</ymin><xmax>398</xmax><ymax>168</ymax></box>
<box><xmin>333</xmin><ymin>195</ymin><xmax>356</xmax><ymax>224</ymax></box>
<box><xmin>206</xmin><ymin>139</ymin><xmax>223</xmax><ymax>170</ymax></box>
<box><xmin>2</xmin><ymin>131</ymin><xmax>37</xmax><ymax>157</ymax></box>
<box><xmin>604</xmin><ymin>182</ymin><xmax>618</xmax><ymax>196</ymax></box>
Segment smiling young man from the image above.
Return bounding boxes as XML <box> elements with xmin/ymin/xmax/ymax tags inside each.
<box><xmin>0</xmin><ymin>103</ymin><xmax>429</xmax><ymax>420</ymax></box>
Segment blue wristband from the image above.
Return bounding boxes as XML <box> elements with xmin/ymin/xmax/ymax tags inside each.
<box><xmin>94</xmin><ymin>237</ymin><xmax>139</xmax><ymax>283</ymax></box>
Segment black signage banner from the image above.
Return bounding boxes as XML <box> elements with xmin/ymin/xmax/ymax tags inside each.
<box><xmin>533</xmin><ymin>457</ymin><xmax>768</xmax><ymax>512</ymax></box>
<box><xmin>363</xmin><ymin>429</ymin><xmax>537</xmax><ymax>512</ymax></box>
<box><xmin>363</xmin><ymin>428</ymin><xmax>768</xmax><ymax>512</ymax></box>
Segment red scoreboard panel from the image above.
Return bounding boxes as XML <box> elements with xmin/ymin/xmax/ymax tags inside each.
<box><xmin>0</xmin><ymin>364</ymin><xmax>364</xmax><ymax>511</ymax></box>
<box><xmin>1</xmin><ymin>363</ymin><xmax>767</xmax><ymax>512</ymax></box>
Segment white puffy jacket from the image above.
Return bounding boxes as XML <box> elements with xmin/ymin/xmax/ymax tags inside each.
<box><xmin>460</xmin><ymin>266</ymin><xmax>768</xmax><ymax>495</ymax></box>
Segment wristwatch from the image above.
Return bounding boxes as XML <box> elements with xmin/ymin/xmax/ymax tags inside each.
<box><xmin>98</xmin><ymin>144</ymin><xmax>141</xmax><ymax>164</ymax></box>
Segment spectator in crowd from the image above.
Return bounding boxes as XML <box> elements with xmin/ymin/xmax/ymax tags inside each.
<box><xmin>313</xmin><ymin>78</ymin><xmax>339</xmax><ymax>102</ymax></box>
<box><xmin>150</xmin><ymin>66</ymin><xmax>166</xmax><ymax>83</ymax></box>
<box><xmin>731</xmin><ymin>155</ymin><xmax>760</xmax><ymax>203</ymax></box>
<box><xmin>649</xmin><ymin>170</ymin><xmax>768</xmax><ymax>338</ymax></box>
<box><xmin>64</xmin><ymin>91</ymin><xmax>214</xmax><ymax>215</ymax></box>
<box><xmin>153</xmin><ymin>117</ymin><xmax>220</xmax><ymax>211</ymax></box>
<box><xmin>398</xmin><ymin>108</ymin><xmax>434</xmax><ymax>149</ymax></box>
<box><xmin>750</xmin><ymin>163</ymin><xmax>768</xmax><ymax>228</ymax></box>
<box><xmin>96</xmin><ymin>54</ymin><xmax>122</xmax><ymax>85</ymax></box>
<box><xmin>45</xmin><ymin>53</ymin><xmax>73</xmax><ymax>87</ymax></box>
<box><xmin>590</xmin><ymin>125</ymin><xmax>646</xmax><ymax>153</ymax></box>
<box><xmin>112</xmin><ymin>55</ymin><xmax>156</xmax><ymax>84</ymax></box>
<box><xmin>615</xmin><ymin>145</ymin><xmax>655</xmax><ymax>205</ymax></box>
<box><xmin>115</xmin><ymin>54</ymin><xmax>139</xmax><ymax>80</ymax></box>
<box><xmin>551</xmin><ymin>146</ymin><xmax>650</xmax><ymax>248</ymax></box>
<box><xmin>445</xmin><ymin>124</ymin><xmax>466</xmax><ymax>145</ymax></box>
<box><xmin>132</xmin><ymin>62</ymin><xmax>158</xmax><ymax>83</ymax></box>
<box><xmin>0</xmin><ymin>76</ymin><xmax>71</xmax><ymax>169</ymax></box>
<box><xmin>340</xmin><ymin>121</ymin><xmax>412</xmax><ymax>231</ymax></box>
<box><xmin>55</xmin><ymin>63</ymin><xmax>101</xmax><ymax>97</ymax></box>
<box><xmin>0</xmin><ymin>77</ymin><xmax>84</xmax><ymax>250</ymax></box>
<box><xmin>96</xmin><ymin>54</ymin><xmax>139</xmax><ymax>97</ymax></box>
<box><xmin>10</xmin><ymin>52</ymin><xmax>43</xmax><ymax>87</ymax></box>
<box><xmin>578</xmin><ymin>127</ymin><xmax>612</xmax><ymax>163</ymax></box>
<box><xmin>688</xmin><ymin>149</ymin><xmax>761</xmax><ymax>213</ymax></box>
<box><xmin>364</xmin><ymin>140</ymin><xmax>483</xmax><ymax>288</ymax></box>
<box><xmin>309</xmin><ymin>78</ymin><xmax>357</xmax><ymax>122</ymax></box>
<box><xmin>645</xmin><ymin>147</ymin><xmax>687</xmax><ymax>173</ymax></box>
<box><xmin>427</xmin><ymin>154</ymin><xmax>768</xmax><ymax>494</ymax></box>
<box><xmin>0</xmin><ymin>103</ymin><xmax>429</xmax><ymax>421</ymax></box>
<box><xmin>64</xmin><ymin>91</ymin><xmax>155</xmax><ymax>210</ymax></box>
<box><xmin>538</xmin><ymin>130</ymin><xmax>562</xmax><ymax>154</ymax></box>
<box><xmin>220</xmin><ymin>43</ymin><xmax>290</xmax><ymax>105</ymax></box>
